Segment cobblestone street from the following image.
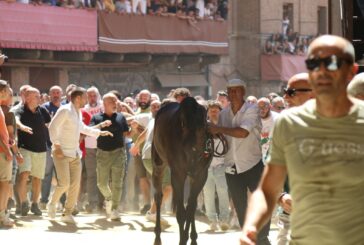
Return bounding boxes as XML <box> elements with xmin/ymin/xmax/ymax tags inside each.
<box><xmin>1</xmin><ymin>211</ymin><xmax>278</xmax><ymax>245</ymax></box>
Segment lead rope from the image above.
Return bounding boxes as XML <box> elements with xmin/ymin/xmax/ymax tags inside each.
<box><xmin>213</xmin><ymin>133</ymin><xmax>228</xmax><ymax>157</ymax></box>
<box><xmin>204</xmin><ymin>133</ymin><xmax>228</xmax><ymax>158</ymax></box>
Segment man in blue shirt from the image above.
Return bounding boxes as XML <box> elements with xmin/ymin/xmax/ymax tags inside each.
<box><xmin>40</xmin><ymin>86</ymin><xmax>63</xmax><ymax>209</ymax></box>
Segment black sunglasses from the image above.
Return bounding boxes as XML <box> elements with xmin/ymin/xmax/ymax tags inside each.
<box><xmin>283</xmin><ymin>88</ymin><xmax>312</xmax><ymax>97</ymax></box>
<box><xmin>305</xmin><ymin>55</ymin><xmax>353</xmax><ymax>72</ymax></box>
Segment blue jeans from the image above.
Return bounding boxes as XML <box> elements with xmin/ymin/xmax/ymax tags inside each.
<box><xmin>85</xmin><ymin>148</ymin><xmax>102</xmax><ymax>207</ymax></box>
<box><xmin>41</xmin><ymin>148</ymin><xmax>66</xmax><ymax>205</ymax></box>
<box><xmin>41</xmin><ymin>149</ymin><xmax>54</xmax><ymax>204</ymax></box>
<box><xmin>203</xmin><ymin>164</ymin><xmax>230</xmax><ymax>223</ymax></box>
<box><xmin>277</xmin><ymin>212</ymin><xmax>290</xmax><ymax>245</ymax></box>
<box><xmin>121</xmin><ymin>141</ymin><xmax>132</xmax><ymax>204</ymax></box>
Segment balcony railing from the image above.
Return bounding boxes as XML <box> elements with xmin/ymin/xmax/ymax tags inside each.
<box><xmin>0</xmin><ymin>1</ymin><xmax>98</xmax><ymax>51</ymax></box>
<box><xmin>261</xmin><ymin>54</ymin><xmax>307</xmax><ymax>81</ymax></box>
<box><xmin>0</xmin><ymin>2</ymin><xmax>228</xmax><ymax>55</ymax></box>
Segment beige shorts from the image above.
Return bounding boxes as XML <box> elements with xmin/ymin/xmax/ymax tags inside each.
<box><xmin>0</xmin><ymin>152</ymin><xmax>12</xmax><ymax>181</ymax></box>
<box><xmin>18</xmin><ymin>148</ymin><xmax>46</xmax><ymax>179</ymax></box>
<box><xmin>143</xmin><ymin>158</ymin><xmax>171</xmax><ymax>188</ymax></box>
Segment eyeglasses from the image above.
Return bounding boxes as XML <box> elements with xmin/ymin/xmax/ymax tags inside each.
<box><xmin>305</xmin><ymin>55</ymin><xmax>353</xmax><ymax>72</ymax></box>
<box><xmin>283</xmin><ymin>88</ymin><xmax>312</xmax><ymax>97</ymax></box>
<box><xmin>274</xmin><ymin>106</ymin><xmax>285</xmax><ymax>111</ymax></box>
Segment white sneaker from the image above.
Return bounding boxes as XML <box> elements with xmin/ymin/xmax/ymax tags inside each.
<box><xmin>229</xmin><ymin>215</ymin><xmax>240</xmax><ymax>230</ymax></box>
<box><xmin>105</xmin><ymin>200</ymin><xmax>112</xmax><ymax>217</ymax></box>
<box><xmin>56</xmin><ymin>202</ymin><xmax>63</xmax><ymax>212</ymax></box>
<box><xmin>110</xmin><ymin>209</ymin><xmax>120</xmax><ymax>221</ymax></box>
<box><xmin>146</xmin><ymin>211</ymin><xmax>169</xmax><ymax>226</ymax></box>
<box><xmin>60</xmin><ymin>214</ymin><xmax>76</xmax><ymax>224</ymax></box>
<box><xmin>0</xmin><ymin>212</ymin><xmax>14</xmax><ymax>228</ymax></box>
<box><xmin>47</xmin><ymin>203</ymin><xmax>56</xmax><ymax>220</ymax></box>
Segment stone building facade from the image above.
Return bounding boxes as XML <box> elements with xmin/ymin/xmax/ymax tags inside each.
<box><xmin>209</xmin><ymin>0</ymin><xmax>329</xmax><ymax>98</ymax></box>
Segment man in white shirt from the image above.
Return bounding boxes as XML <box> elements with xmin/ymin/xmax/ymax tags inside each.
<box><xmin>209</xmin><ymin>79</ymin><xmax>270</xmax><ymax>244</ymax></box>
<box><xmin>47</xmin><ymin>87</ymin><xmax>112</xmax><ymax>224</ymax></box>
<box><xmin>257</xmin><ymin>97</ymin><xmax>279</xmax><ymax>163</ymax></box>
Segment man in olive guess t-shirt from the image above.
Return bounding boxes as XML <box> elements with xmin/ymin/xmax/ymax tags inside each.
<box><xmin>241</xmin><ymin>35</ymin><xmax>364</xmax><ymax>245</ymax></box>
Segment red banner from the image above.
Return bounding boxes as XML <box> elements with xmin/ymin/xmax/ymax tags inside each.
<box><xmin>0</xmin><ymin>2</ymin><xmax>98</xmax><ymax>51</ymax></box>
<box><xmin>261</xmin><ymin>55</ymin><xmax>308</xmax><ymax>81</ymax></box>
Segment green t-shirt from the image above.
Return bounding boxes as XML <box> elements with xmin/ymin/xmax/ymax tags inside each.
<box><xmin>267</xmin><ymin>99</ymin><xmax>364</xmax><ymax>245</ymax></box>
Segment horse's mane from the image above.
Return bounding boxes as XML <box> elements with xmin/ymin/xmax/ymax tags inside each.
<box><xmin>179</xmin><ymin>97</ymin><xmax>207</xmax><ymax>146</ymax></box>
<box><xmin>155</xmin><ymin>101</ymin><xmax>179</xmax><ymax>120</ymax></box>
<box><xmin>179</xmin><ymin>97</ymin><xmax>206</xmax><ymax>129</ymax></box>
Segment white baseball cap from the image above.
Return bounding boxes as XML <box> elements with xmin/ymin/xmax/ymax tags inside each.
<box><xmin>227</xmin><ymin>79</ymin><xmax>246</xmax><ymax>88</ymax></box>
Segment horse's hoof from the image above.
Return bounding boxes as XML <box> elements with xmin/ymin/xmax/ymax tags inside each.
<box><xmin>190</xmin><ymin>241</ymin><xmax>197</xmax><ymax>245</ymax></box>
<box><xmin>154</xmin><ymin>238</ymin><xmax>162</xmax><ymax>245</ymax></box>
<box><xmin>179</xmin><ymin>240</ymin><xmax>187</xmax><ymax>245</ymax></box>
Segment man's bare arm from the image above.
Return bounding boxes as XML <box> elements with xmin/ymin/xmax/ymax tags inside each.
<box><xmin>129</xmin><ymin>128</ymin><xmax>147</xmax><ymax>156</ymax></box>
<box><xmin>209</xmin><ymin>124</ymin><xmax>249</xmax><ymax>138</ymax></box>
<box><xmin>15</xmin><ymin>116</ymin><xmax>33</xmax><ymax>134</ymax></box>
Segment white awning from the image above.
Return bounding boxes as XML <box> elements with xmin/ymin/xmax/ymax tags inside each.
<box><xmin>157</xmin><ymin>74</ymin><xmax>208</xmax><ymax>87</ymax></box>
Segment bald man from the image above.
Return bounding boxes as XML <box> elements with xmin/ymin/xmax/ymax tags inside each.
<box><xmin>12</xmin><ymin>88</ymin><xmax>51</xmax><ymax>217</ymax></box>
<box><xmin>90</xmin><ymin>93</ymin><xmax>129</xmax><ymax>221</ymax></box>
<box><xmin>283</xmin><ymin>73</ymin><xmax>314</xmax><ymax>108</ymax></box>
<box><xmin>240</xmin><ymin>35</ymin><xmax>363</xmax><ymax>245</ymax></box>
<box><xmin>276</xmin><ymin>73</ymin><xmax>314</xmax><ymax>245</ymax></box>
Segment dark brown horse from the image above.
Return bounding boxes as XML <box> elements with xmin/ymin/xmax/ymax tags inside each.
<box><xmin>152</xmin><ymin>97</ymin><xmax>213</xmax><ymax>245</ymax></box>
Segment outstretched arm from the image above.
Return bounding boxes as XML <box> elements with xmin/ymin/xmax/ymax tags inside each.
<box><xmin>209</xmin><ymin>124</ymin><xmax>249</xmax><ymax>138</ymax></box>
<box><xmin>129</xmin><ymin>128</ymin><xmax>147</xmax><ymax>156</ymax></box>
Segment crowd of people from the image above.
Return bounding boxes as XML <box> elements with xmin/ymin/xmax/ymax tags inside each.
<box><xmin>263</xmin><ymin>32</ymin><xmax>316</xmax><ymax>56</ymax></box>
<box><xmin>2</xmin><ymin>0</ymin><xmax>228</xmax><ymax>21</ymax></box>
<box><xmin>1</xmin><ymin>34</ymin><xmax>364</xmax><ymax>245</ymax></box>
<box><xmin>0</xmin><ymin>67</ymin><xmax>243</xmax><ymax>231</ymax></box>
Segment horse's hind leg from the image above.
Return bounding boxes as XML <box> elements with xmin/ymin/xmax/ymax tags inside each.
<box><xmin>152</xmin><ymin>152</ymin><xmax>164</xmax><ymax>245</ymax></box>
<box><xmin>184</xmin><ymin>190</ymin><xmax>198</xmax><ymax>245</ymax></box>
<box><xmin>186</xmin><ymin>173</ymin><xmax>209</xmax><ymax>245</ymax></box>
<box><xmin>190</xmin><ymin>214</ymin><xmax>197</xmax><ymax>245</ymax></box>
<box><xmin>153</xmin><ymin>169</ymin><xmax>163</xmax><ymax>245</ymax></box>
<box><xmin>171</xmin><ymin>171</ymin><xmax>188</xmax><ymax>245</ymax></box>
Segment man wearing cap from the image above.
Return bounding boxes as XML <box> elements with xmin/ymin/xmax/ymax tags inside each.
<box><xmin>209</xmin><ymin>79</ymin><xmax>270</xmax><ymax>244</ymax></box>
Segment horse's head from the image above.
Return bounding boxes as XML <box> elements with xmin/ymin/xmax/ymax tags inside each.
<box><xmin>179</xmin><ymin>97</ymin><xmax>210</xmax><ymax>163</ymax></box>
